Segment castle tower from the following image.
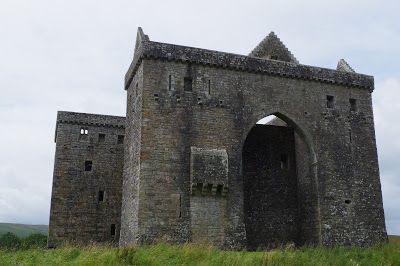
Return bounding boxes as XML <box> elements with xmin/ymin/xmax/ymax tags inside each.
<box><xmin>118</xmin><ymin>28</ymin><xmax>387</xmax><ymax>248</ymax></box>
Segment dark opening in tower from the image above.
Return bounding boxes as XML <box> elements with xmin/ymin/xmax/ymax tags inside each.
<box><xmin>242</xmin><ymin>114</ymin><xmax>320</xmax><ymax>250</ymax></box>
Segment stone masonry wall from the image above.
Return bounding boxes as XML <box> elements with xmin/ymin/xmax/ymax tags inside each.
<box><xmin>125</xmin><ymin>57</ymin><xmax>387</xmax><ymax>248</ymax></box>
<box><xmin>48</xmin><ymin>111</ymin><xmax>125</xmax><ymax>247</ymax></box>
<box><xmin>119</xmin><ymin>64</ymin><xmax>143</xmax><ymax>246</ymax></box>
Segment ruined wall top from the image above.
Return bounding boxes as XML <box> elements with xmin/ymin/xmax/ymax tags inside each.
<box><xmin>125</xmin><ymin>28</ymin><xmax>374</xmax><ymax>92</ymax></box>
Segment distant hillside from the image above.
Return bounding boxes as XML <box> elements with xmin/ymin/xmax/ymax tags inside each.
<box><xmin>0</xmin><ymin>223</ymin><xmax>48</xmax><ymax>237</ymax></box>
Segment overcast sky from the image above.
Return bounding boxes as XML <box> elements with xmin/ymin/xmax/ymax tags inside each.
<box><xmin>0</xmin><ymin>0</ymin><xmax>399</xmax><ymax>235</ymax></box>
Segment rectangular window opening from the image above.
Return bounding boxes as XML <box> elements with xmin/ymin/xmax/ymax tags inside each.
<box><xmin>208</xmin><ymin>80</ymin><xmax>211</xmax><ymax>95</ymax></box>
<box><xmin>80</xmin><ymin>128</ymin><xmax>88</xmax><ymax>135</ymax></box>
<box><xmin>98</xmin><ymin>191</ymin><xmax>104</xmax><ymax>202</ymax></box>
<box><xmin>326</xmin><ymin>95</ymin><xmax>334</xmax><ymax>108</ymax></box>
<box><xmin>98</xmin><ymin>133</ymin><xmax>105</xmax><ymax>143</ymax></box>
<box><xmin>280</xmin><ymin>154</ymin><xmax>289</xmax><ymax>169</ymax></box>
<box><xmin>168</xmin><ymin>75</ymin><xmax>172</xmax><ymax>91</ymax></box>
<box><xmin>349</xmin><ymin>98</ymin><xmax>357</xmax><ymax>111</ymax></box>
<box><xmin>85</xmin><ymin>160</ymin><xmax>92</xmax><ymax>171</ymax></box>
<box><xmin>110</xmin><ymin>224</ymin><xmax>116</xmax><ymax>236</ymax></box>
<box><xmin>117</xmin><ymin>135</ymin><xmax>124</xmax><ymax>144</ymax></box>
<box><xmin>184</xmin><ymin>77</ymin><xmax>192</xmax><ymax>92</ymax></box>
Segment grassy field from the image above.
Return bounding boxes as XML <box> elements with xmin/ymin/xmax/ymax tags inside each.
<box><xmin>0</xmin><ymin>223</ymin><xmax>48</xmax><ymax>238</ymax></box>
<box><xmin>0</xmin><ymin>238</ymin><xmax>399</xmax><ymax>266</ymax></box>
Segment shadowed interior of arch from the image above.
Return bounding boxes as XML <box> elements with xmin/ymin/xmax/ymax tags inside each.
<box><xmin>242</xmin><ymin>114</ymin><xmax>320</xmax><ymax>250</ymax></box>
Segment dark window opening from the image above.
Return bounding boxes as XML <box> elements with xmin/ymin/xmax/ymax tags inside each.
<box><xmin>280</xmin><ymin>154</ymin><xmax>289</xmax><ymax>169</ymax></box>
<box><xmin>206</xmin><ymin>184</ymin><xmax>213</xmax><ymax>194</ymax></box>
<box><xmin>349</xmin><ymin>129</ymin><xmax>352</xmax><ymax>143</ymax></box>
<box><xmin>208</xmin><ymin>80</ymin><xmax>211</xmax><ymax>95</ymax></box>
<box><xmin>216</xmin><ymin>184</ymin><xmax>223</xmax><ymax>195</ymax></box>
<box><xmin>179</xmin><ymin>194</ymin><xmax>182</xmax><ymax>218</ymax></box>
<box><xmin>349</xmin><ymin>98</ymin><xmax>357</xmax><ymax>111</ymax></box>
<box><xmin>98</xmin><ymin>133</ymin><xmax>105</xmax><ymax>143</ymax></box>
<box><xmin>176</xmin><ymin>95</ymin><xmax>181</xmax><ymax>103</ymax></box>
<box><xmin>345</xmin><ymin>199</ymin><xmax>351</xmax><ymax>204</ymax></box>
<box><xmin>98</xmin><ymin>191</ymin><xmax>104</xmax><ymax>202</ymax></box>
<box><xmin>154</xmin><ymin>93</ymin><xmax>159</xmax><ymax>101</ymax></box>
<box><xmin>326</xmin><ymin>95</ymin><xmax>335</xmax><ymax>108</ymax></box>
<box><xmin>80</xmin><ymin>128</ymin><xmax>88</xmax><ymax>135</ymax></box>
<box><xmin>110</xmin><ymin>224</ymin><xmax>116</xmax><ymax>236</ymax></box>
<box><xmin>184</xmin><ymin>77</ymin><xmax>192</xmax><ymax>91</ymax></box>
<box><xmin>270</xmin><ymin>55</ymin><xmax>278</xmax><ymax>60</ymax></box>
<box><xmin>196</xmin><ymin>183</ymin><xmax>203</xmax><ymax>194</ymax></box>
<box><xmin>168</xmin><ymin>75</ymin><xmax>172</xmax><ymax>91</ymax></box>
<box><xmin>85</xmin><ymin>161</ymin><xmax>92</xmax><ymax>171</ymax></box>
<box><xmin>117</xmin><ymin>135</ymin><xmax>124</xmax><ymax>144</ymax></box>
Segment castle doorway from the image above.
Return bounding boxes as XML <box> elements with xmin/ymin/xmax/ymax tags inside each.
<box><xmin>242</xmin><ymin>114</ymin><xmax>320</xmax><ymax>249</ymax></box>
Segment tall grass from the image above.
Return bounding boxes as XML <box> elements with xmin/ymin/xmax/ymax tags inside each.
<box><xmin>0</xmin><ymin>241</ymin><xmax>399</xmax><ymax>266</ymax></box>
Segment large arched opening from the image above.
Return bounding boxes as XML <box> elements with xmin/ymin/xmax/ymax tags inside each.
<box><xmin>242</xmin><ymin>113</ymin><xmax>320</xmax><ymax>250</ymax></box>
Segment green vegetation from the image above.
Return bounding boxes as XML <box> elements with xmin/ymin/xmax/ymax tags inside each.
<box><xmin>0</xmin><ymin>232</ymin><xmax>47</xmax><ymax>250</ymax></box>
<box><xmin>0</xmin><ymin>223</ymin><xmax>48</xmax><ymax>238</ymax></box>
<box><xmin>0</xmin><ymin>237</ymin><xmax>399</xmax><ymax>266</ymax></box>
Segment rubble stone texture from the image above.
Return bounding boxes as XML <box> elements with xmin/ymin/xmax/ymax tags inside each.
<box><xmin>48</xmin><ymin>28</ymin><xmax>387</xmax><ymax>249</ymax></box>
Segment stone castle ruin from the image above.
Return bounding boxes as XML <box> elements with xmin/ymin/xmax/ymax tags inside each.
<box><xmin>48</xmin><ymin>28</ymin><xmax>387</xmax><ymax>249</ymax></box>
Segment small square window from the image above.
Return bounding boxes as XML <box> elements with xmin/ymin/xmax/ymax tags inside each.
<box><xmin>326</xmin><ymin>95</ymin><xmax>334</xmax><ymax>108</ymax></box>
<box><xmin>98</xmin><ymin>133</ymin><xmax>105</xmax><ymax>143</ymax></box>
<box><xmin>349</xmin><ymin>98</ymin><xmax>357</xmax><ymax>111</ymax></box>
<box><xmin>85</xmin><ymin>161</ymin><xmax>92</xmax><ymax>171</ymax></box>
<box><xmin>117</xmin><ymin>135</ymin><xmax>124</xmax><ymax>144</ymax></box>
<box><xmin>184</xmin><ymin>77</ymin><xmax>192</xmax><ymax>92</ymax></box>
<box><xmin>98</xmin><ymin>191</ymin><xmax>104</xmax><ymax>202</ymax></box>
<box><xmin>280</xmin><ymin>154</ymin><xmax>289</xmax><ymax>169</ymax></box>
<box><xmin>110</xmin><ymin>224</ymin><xmax>116</xmax><ymax>236</ymax></box>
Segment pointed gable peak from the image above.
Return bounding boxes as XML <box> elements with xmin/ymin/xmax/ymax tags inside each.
<box><xmin>249</xmin><ymin>31</ymin><xmax>299</xmax><ymax>64</ymax></box>
<box><xmin>134</xmin><ymin>27</ymin><xmax>150</xmax><ymax>54</ymax></box>
<box><xmin>337</xmin><ymin>59</ymin><xmax>355</xmax><ymax>73</ymax></box>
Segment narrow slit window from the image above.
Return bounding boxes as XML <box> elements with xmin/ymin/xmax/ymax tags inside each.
<box><xmin>349</xmin><ymin>98</ymin><xmax>357</xmax><ymax>111</ymax></box>
<box><xmin>110</xmin><ymin>224</ymin><xmax>116</xmax><ymax>236</ymax></box>
<box><xmin>98</xmin><ymin>191</ymin><xmax>104</xmax><ymax>202</ymax></box>
<box><xmin>98</xmin><ymin>133</ymin><xmax>105</xmax><ymax>143</ymax></box>
<box><xmin>208</xmin><ymin>80</ymin><xmax>211</xmax><ymax>95</ymax></box>
<box><xmin>349</xmin><ymin>129</ymin><xmax>352</xmax><ymax>143</ymax></box>
<box><xmin>184</xmin><ymin>77</ymin><xmax>192</xmax><ymax>92</ymax></box>
<box><xmin>280</xmin><ymin>154</ymin><xmax>289</xmax><ymax>169</ymax></box>
<box><xmin>85</xmin><ymin>161</ymin><xmax>92</xmax><ymax>171</ymax></box>
<box><xmin>179</xmin><ymin>194</ymin><xmax>182</xmax><ymax>218</ymax></box>
<box><xmin>168</xmin><ymin>75</ymin><xmax>172</xmax><ymax>91</ymax></box>
<box><xmin>326</xmin><ymin>95</ymin><xmax>334</xmax><ymax>108</ymax></box>
<box><xmin>117</xmin><ymin>135</ymin><xmax>124</xmax><ymax>144</ymax></box>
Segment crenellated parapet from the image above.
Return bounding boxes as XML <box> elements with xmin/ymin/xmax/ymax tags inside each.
<box><xmin>125</xmin><ymin>28</ymin><xmax>374</xmax><ymax>92</ymax></box>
